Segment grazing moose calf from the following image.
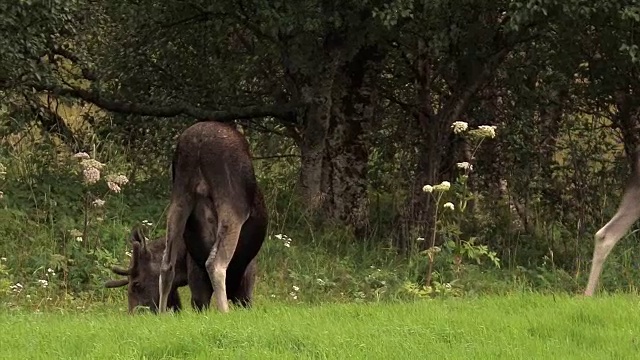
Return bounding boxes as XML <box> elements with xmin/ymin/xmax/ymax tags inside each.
<box><xmin>585</xmin><ymin>150</ymin><xmax>640</xmax><ymax>296</ymax></box>
<box><xmin>159</xmin><ymin>121</ymin><xmax>267</xmax><ymax>313</ymax></box>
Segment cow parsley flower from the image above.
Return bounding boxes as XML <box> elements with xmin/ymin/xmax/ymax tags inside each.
<box><xmin>422</xmin><ymin>185</ymin><xmax>433</xmax><ymax>193</ymax></box>
<box><xmin>69</xmin><ymin>229</ymin><xmax>82</xmax><ymax>237</ymax></box>
<box><xmin>83</xmin><ymin>167</ymin><xmax>100</xmax><ymax>184</ymax></box>
<box><xmin>107</xmin><ymin>181</ymin><xmax>121</xmax><ymax>193</ymax></box>
<box><xmin>113</xmin><ymin>174</ymin><xmax>129</xmax><ymax>186</ymax></box>
<box><xmin>451</xmin><ymin>121</ymin><xmax>469</xmax><ymax>134</ymax></box>
<box><xmin>443</xmin><ymin>202</ymin><xmax>455</xmax><ymax>210</ymax></box>
<box><xmin>73</xmin><ymin>152</ymin><xmax>90</xmax><ymax>160</ymax></box>
<box><xmin>9</xmin><ymin>283</ymin><xmax>22</xmax><ymax>293</ymax></box>
<box><xmin>433</xmin><ymin>181</ymin><xmax>451</xmax><ymax>192</ymax></box>
<box><xmin>456</xmin><ymin>162</ymin><xmax>473</xmax><ymax>171</ymax></box>
<box><xmin>274</xmin><ymin>234</ymin><xmax>292</xmax><ymax>247</ymax></box>
<box><xmin>80</xmin><ymin>159</ymin><xmax>105</xmax><ymax>170</ymax></box>
<box><xmin>92</xmin><ymin>199</ymin><xmax>105</xmax><ymax>207</ymax></box>
<box><xmin>476</xmin><ymin>125</ymin><xmax>497</xmax><ymax>138</ymax></box>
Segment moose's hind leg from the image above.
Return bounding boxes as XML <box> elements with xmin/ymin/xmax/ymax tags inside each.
<box><xmin>228</xmin><ymin>257</ymin><xmax>257</xmax><ymax>308</ymax></box>
<box><xmin>585</xmin><ymin>185</ymin><xmax>640</xmax><ymax>296</ymax></box>
<box><xmin>188</xmin><ymin>257</ymin><xmax>213</xmax><ymax>312</ymax></box>
<box><xmin>205</xmin><ymin>210</ymin><xmax>247</xmax><ymax>313</ymax></box>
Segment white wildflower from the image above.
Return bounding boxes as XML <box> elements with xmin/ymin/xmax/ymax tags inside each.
<box><xmin>38</xmin><ymin>279</ymin><xmax>48</xmax><ymax>288</ymax></box>
<box><xmin>476</xmin><ymin>125</ymin><xmax>497</xmax><ymax>138</ymax></box>
<box><xmin>73</xmin><ymin>152</ymin><xmax>91</xmax><ymax>160</ymax></box>
<box><xmin>422</xmin><ymin>185</ymin><xmax>433</xmax><ymax>193</ymax></box>
<box><xmin>451</xmin><ymin>121</ymin><xmax>469</xmax><ymax>134</ymax></box>
<box><xmin>0</xmin><ymin>257</ymin><xmax>6</xmax><ymax>261</ymax></box>
<box><xmin>69</xmin><ymin>229</ymin><xmax>83</xmax><ymax>237</ymax></box>
<box><xmin>113</xmin><ymin>174</ymin><xmax>129</xmax><ymax>186</ymax></box>
<box><xmin>416</xmin><ymin>237</ymin><xmax>425</xmax><ymax>242</ymax></box>
<box><xmin>76</xmin><ymin>236</ymin><xmax>83</xmax><ymax>242</ymax></box>
<box><xmin>443</xmin><ymin>202</ymin><xmax>455</xmax><ymax>210</ymax></box>
<box><xmin>316</xmin><ymin>278</ymin><xmax>326</xmax><ymax>286</ymax></box>
<box><xmin>92</xmin><ymin>199</ymin><xmax>105</xmax><ymax>207</ymax></box>
<box><xmin>433</xmin><ymin>181</ymin><xmax>451</xmax><ymax>192</ymax></box>
<box><xmin>274</xmin><ymin>234</ymin><xmax>292</xmax><ymax>247</ymax></box>
<box><xmin>292</xmin><ymin>285</ymin><xmax>300</xmax><ymax>292</ymax></box>
<box><xmin>107</xmin><ymin>181</ymin><xmax>121</xmax><ymax>193</ymax></box>
<box><xmin>142</xmin><ymin>220</ymin><xmax>153</xmax><ymax>227</ymax></box>
<box><xmin>47</xmin><ymin>268</ymin><xmax>55</xmax><ymax>276</ymax></box>
<box><xmin>125</xmin><ymin>251</ymin><xmax>132</xmax><ymax>258</ymax></box>
<box><xmin>83</xmin><ymin>167</ymin><xmax>100</xmax><ymax>184</ymax></box>
<box><xmin>80</xmin><ymin>158</ymin><xmax>104</xmax><ymax>170</ymax></box>
<box><xmin>456</xmin><ymin>162</ymin><xmax>473</xmax><ymax>171</ymax></box>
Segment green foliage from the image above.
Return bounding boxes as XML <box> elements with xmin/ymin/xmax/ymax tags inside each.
<box><xmin>0</xmin><ymin>134</ymin><xmax>613</xmax><ymax>312</ymax></box>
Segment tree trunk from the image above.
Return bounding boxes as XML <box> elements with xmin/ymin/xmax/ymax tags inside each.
<box><xmin>321</xmin><ymin>46</ymin><xmax>381</xmax><ymax>238</ymax></box>
<box><xmin>297</xmin><ymin>56</ymin><xmax>341</xmax><ymax>211</ymax></box>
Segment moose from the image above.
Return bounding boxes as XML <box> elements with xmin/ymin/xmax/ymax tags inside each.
<box><xmin>585</xmin><ymin>149</ymin><xmax>640</xmax><ymax>296</ymax></box>
<box><xmin>157</xmin><ymin>121</ymin><xmax>268</xmax><ymax>313</ymax></box>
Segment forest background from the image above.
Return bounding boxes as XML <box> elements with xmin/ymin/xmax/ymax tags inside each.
<box><xmin>1</xmin><ymin>0</ymin><xmax>640</xmax><ymax>310</ymax></box>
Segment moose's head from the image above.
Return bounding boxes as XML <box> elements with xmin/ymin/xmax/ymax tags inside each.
<box><xmin>104</xmin><ymin>227</ymin><xmax>164</xmax><ymax>313</ymax></box>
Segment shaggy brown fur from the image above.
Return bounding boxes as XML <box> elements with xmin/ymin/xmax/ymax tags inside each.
<box><xmin>159</xmin><ymin>121</ymin><xmax>268</xmax><ymax>313</ymax></box>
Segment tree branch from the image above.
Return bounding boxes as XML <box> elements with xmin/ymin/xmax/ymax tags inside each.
<box><xmin>253</xmin><ymin>154</ymin><xmax>300</xmax><ymax>160</ymax></box>
<box><xmin>13</xmin><ymin>81</ymin><xmax>301</xmax><ymax>123</ymax></box>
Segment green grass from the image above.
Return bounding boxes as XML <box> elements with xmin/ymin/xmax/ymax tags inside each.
<box><xmin>1</xmin><ymin>294</ymin><xmax>639</xmax><ymax>359</ymax></box>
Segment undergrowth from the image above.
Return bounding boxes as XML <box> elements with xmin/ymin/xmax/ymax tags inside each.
<box><xmin>1</xmin><ymin>124</ymin><xmax>640</xmax><ymax>314</ymax></box>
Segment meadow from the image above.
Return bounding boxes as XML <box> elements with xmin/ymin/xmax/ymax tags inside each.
<box><xmin>1</xmin><ymin>294</ymin><xmax>638</xmax><ymax>359</ymax></box>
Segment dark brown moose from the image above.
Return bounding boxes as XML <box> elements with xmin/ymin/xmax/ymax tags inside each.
<box><xmin>158</xmin><ymin>121</ymin><xmax>268</xmax><ymax>313</ymax></box>
<box><xmin>104</xmin><ymin>226</ymin><xmax>260</xmax><ymax>313</ymax></box>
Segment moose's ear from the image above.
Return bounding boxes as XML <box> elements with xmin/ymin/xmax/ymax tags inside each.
<box><xmin>104</xmin><ymin>278</ymin><xmax>129</xmax><ymax>288</ymax></box>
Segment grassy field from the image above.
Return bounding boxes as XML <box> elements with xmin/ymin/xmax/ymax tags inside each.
<box><xmin>1</xmin><ymin>294</ymin><xmax>639</xmax><ymax>359</ymax></box>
